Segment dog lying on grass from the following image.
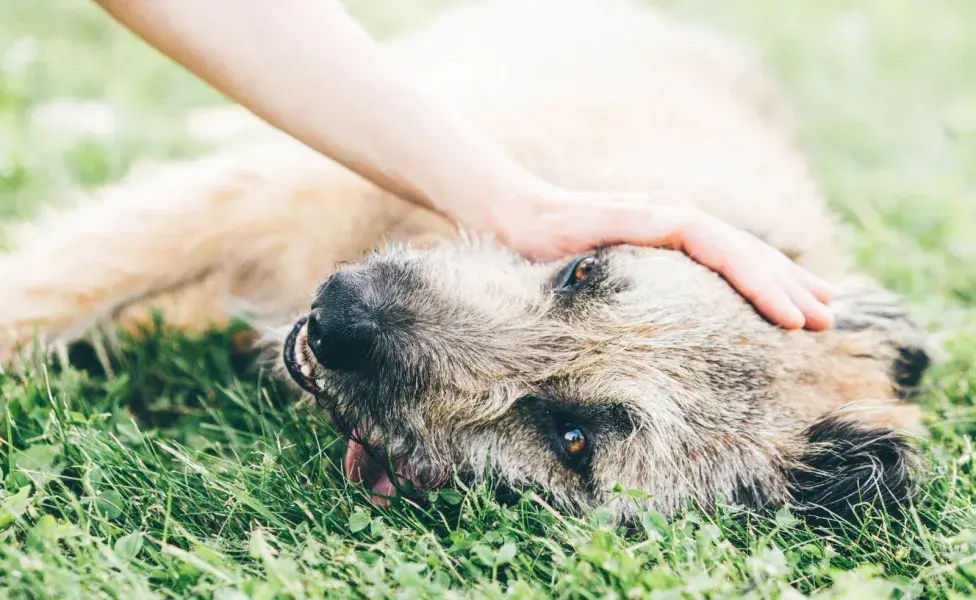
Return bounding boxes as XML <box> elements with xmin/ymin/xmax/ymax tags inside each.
<box><xmin>0</xmin><ymin>0</ymin><xmax>930</xmax><ymax>522</ymax></box>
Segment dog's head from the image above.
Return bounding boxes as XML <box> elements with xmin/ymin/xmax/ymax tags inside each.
<box><xmin>283</xmin><ymin>239</ymin><xmax>927</xmax><ymax>521</ymax></box>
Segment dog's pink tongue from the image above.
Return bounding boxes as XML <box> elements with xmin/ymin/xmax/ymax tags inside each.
<box><xmin>343</xmin><ymin>431</ymin><xmax>413</xmax><ymax>508</ymax></box>
<box><xmin>344</xmin><ymin>434</ymin><xmax>379</xmax><ymax>484</ymax></box>
<box><xmin>369</xmin><ymin>472</ymin><xmax>396</xmax><ymax>506</ymax></box>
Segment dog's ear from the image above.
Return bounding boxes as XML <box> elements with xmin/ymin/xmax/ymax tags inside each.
<box><xmin>786</xmin><ymin>415</ymin><xmax>918</xmax><ymax>523</ymax></box>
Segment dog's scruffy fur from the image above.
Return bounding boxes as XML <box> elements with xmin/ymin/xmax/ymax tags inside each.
<box><xmin>1</xmin><ymin>0</ymin><xmax>931</xmax><ymax>521</ymax></box>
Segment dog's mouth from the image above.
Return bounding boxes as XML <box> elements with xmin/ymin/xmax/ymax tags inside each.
<box><xmin>283</xmin><ymin>316</ymin><xmax>326</xmax><ymax>395</ymax></box>
<box><xmin>283</xmin><ymin>316</ymin><xmax>421</xmax><ymax>506</ymax></box>
<box><xmin>344</xmin><ymin>430</ymin><xmax>419</xmax><ymax>507</ymax></box>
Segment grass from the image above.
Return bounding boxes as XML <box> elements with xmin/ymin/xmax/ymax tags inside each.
<box><xmin>1</xmin><ymin>0</ymin><xmax>975</xmax><ymax>597</ymax></box>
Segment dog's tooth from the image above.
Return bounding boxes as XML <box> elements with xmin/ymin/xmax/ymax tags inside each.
<box><xmin>316</xmin><ymin>378</ymin><xmax>326</xmax><ymax>390</ymax></box>
<box><xmin>301</xmin><ymin>365</ymin><xmax>311</xmax><ymax>377</ymax></box>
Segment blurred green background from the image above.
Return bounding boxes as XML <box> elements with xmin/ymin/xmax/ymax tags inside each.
<box><xmin>1</xmin><ymin>0</ymin><xmax>975</xmax><ymax>598</ymax></box>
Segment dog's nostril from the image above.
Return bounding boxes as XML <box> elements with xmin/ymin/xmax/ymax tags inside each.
<box><xmin>304</xmin><ymin>309</ymin><xmax>330</xmax><ymax>360</ymax></box>
<box><xmin>306</xmin><ymin>271</ymin><xmax>379</xmax><ymax>371</ymax></box>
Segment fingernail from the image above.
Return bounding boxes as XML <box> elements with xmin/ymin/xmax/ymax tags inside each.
<box><xmin>808</xmin><ymin>307</ymin><xmax>835</xmax><ymax>331</ymax></box>
<box><xmin>784</xmin><ymin>307</ymin><xmax>805</xmax><ymax>330</ymax></box>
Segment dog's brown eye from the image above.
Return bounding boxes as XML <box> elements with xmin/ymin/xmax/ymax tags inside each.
<box><xmin>562</xmin><ymin>426</ymin><xmax>586</xmax><ymax>456</ymax></box>
<box><xmin>555</xmin><ymin>254</ymin><xmax>600</xmax><ymax>293</ymax></box>
<box><xmin>572</xmin><ymin>257</ymin><xmax>596</xmax><ymax>284</ymax></box>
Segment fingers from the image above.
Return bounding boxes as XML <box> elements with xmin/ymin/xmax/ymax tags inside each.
<box><xmin>687</xmin><ymin>216</ymin><xmax>834</xmax><ymax>331</ymax></box>
<box><xmin>721</xmin><ymin>262</ymin><xmax>806</xmax><ymax>330</ymax></box>
<box><xmin>760</xmin><ymin>243</ymin><xmax>834</xmax><ymax>329</ymax></box>
<box><xmin>784</xmin><ymin>277</ymin><xmax>834</xmax><ymax>331</ymax></box>
<box><xmin>742</xmin><ymin>247</ymin><xmax>834</xmax><ymax>331</ymax></box>
<box><xmin>724</xmin><ymin>259</ymin><xmax>832</xmax><ymax>331</ymax></box>
<box><xmin>789</xmin><ymin>262</ymin><xmax>837</xmax><ymax>304</ymax></box>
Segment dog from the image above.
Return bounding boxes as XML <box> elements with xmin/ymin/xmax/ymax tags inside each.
<box><xmin>0</xmin><ymin>0</ymin><xmax>930</xmax><ymax>521</ymax></box>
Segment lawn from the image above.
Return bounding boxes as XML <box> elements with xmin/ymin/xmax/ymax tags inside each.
<box><xmin>1</xmin><ymin>0</ymin><xmax>975</xmax><ymax>598</ymax></box>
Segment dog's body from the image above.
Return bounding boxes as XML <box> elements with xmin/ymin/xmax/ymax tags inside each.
<box><xmin>1</xmin><ymin>0</ymin><xmax>929</xmax><ymax>519</ymax></box>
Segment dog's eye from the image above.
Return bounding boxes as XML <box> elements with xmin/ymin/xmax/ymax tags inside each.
<box><xmin>572</xmin><ymin>257</ymin><xmax>596</xmax><ymax>284</ymax></box>
<box><xmin>556</xmin><ymin>254</ymin><xmax>598</xmax><ymax>291</ymax></box>
<box><xmin>559</xmin><ymin>424</ymin><xmax>588</xmax><ymax>460</ymax></box>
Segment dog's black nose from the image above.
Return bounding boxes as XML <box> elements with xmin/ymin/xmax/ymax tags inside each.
<box><xmin>306</xmin><ymin>270</ymin><xmax>379</xmax><ymax>371</ymax></box>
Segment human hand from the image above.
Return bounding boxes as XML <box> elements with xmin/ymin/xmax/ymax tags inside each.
<box><xmin>491</xmin><ymin>187</ymin><xmax>835</xmax><ymax>331</ymax></box>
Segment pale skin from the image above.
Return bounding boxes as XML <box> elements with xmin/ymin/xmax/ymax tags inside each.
<box><xmin>93</xmin><ymin>0</ymin><xmax>834</xmax><ymax>330</ymax></box>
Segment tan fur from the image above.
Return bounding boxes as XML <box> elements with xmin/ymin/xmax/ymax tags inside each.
<box><xmin>0</xmin><ymin>0</ymin><xmax>928</xmax><ymax>518</ymax></box>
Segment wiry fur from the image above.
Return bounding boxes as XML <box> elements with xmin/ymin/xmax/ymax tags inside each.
<box><xmin>0</xmin><ymin>0</ymin><xmax>930</xmax><ymax>521</ymax></box>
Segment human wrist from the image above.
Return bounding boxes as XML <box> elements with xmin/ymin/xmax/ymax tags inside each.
<box><xmin>477</xmin><ymin>175</ymin><xmax>561</xmax><ymax>245</ymax></box>
<box><xmin>426</xmin><ymin>159</ymin><xmax>554</xmax><ymax>239</ymax></box>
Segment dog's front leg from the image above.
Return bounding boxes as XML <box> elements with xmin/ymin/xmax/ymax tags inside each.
<box><xmin>0</xmin><ymin>153</ymin><xmax>290</xmax><ymax>364</ymax></box>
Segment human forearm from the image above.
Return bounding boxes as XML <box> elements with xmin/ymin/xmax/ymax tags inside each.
<box><xmin>94</xmin><ymin>0</ymin><xmax>541</xmax><ymax>226</ymax></box>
